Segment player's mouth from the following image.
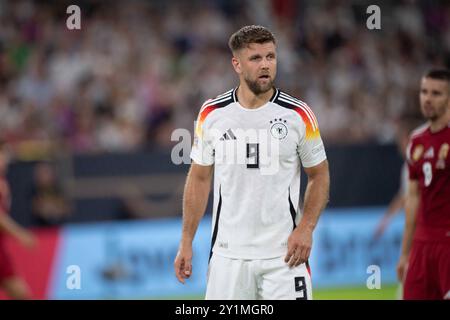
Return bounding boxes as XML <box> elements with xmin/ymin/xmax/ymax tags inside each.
<box><xmin>258</xmin><ymin>75</ymin><xmax>270</xmax><ymax>80</ymax></box>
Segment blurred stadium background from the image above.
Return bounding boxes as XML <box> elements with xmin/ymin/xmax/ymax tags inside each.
<box><xmin>0</xmin><ymin>0</ymin><xmax>449</xmax><ymax>299</ymax></box>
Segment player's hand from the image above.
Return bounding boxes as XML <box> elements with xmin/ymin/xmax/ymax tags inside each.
<box><xmin>396</xmin><ymin>254</ymin><xmax>409</xmax><ymax>283</ymax></box>
<box><xmin>373</xmin><ymin>216</ymin><xmax>390</xmax><ymax>240</ymax></box>
<box><xmin>174</xmin><ymin>244</ymin><xmax>193</xmax><ymax>284</ymax></box>
<box><xmin>285</xmin><ymin>225</ymin><xmax>313</xmax><ymax>268</ymax></box>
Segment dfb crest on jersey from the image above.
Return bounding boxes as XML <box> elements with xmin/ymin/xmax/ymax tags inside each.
<box><xmin>269</xmin><ymin>118</ymin><xmax>288</xmax><ymax>140</ymax></box>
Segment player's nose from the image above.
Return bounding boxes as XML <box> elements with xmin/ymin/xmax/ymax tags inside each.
<box><xmin>421</xmin><ymin>95</ymin><xmax>430</xmax><ymax>104</ymax></box>
<box><xmin>423</xmin><ymin>97</ymin><xmax>432</xmax><ymax>105</ymax></box>
<box><xmin>260</xmin><ymin>58</ymin><xmax>270</xmax><ymax>69</ymax></box>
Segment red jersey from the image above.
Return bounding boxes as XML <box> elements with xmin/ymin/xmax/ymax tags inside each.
<box><xmin>0</xmin><ymin>176</ymin><xmax>16</xmax><ymax>281</ymax></box>
<box><xmin>406</xmin><ymin>122</ymin><xmax>450</xmax><ymax>243</ymax></box>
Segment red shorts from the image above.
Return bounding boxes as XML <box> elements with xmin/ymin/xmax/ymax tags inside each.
<box><xmin>0</xmin><ymin>241</ymin><xmax>15</xmax><ymax>282</ymax></box>
<box><xmin>404</xmin><ymin>241</ymin><xmax>450</xmax><ymax>300</ymax></box>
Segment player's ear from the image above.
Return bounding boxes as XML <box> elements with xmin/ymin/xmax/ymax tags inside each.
<box><xmin>231</xmin><ymin>55</ymin><xmax>241</xmax><ymax>74</ymax></box>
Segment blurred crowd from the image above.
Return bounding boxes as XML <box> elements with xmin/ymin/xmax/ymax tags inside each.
<box><xmin>0</xmin><ymin>0</ymin><xmax>449</xmax><ymax>159</ymax></box>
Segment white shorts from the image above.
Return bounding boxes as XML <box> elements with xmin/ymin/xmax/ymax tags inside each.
<box><xmin>205</xmin><ymin>254</ymin><xmax>312</xmax><ymax>300</ymax></box>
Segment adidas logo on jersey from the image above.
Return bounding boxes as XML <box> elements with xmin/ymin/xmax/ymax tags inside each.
<box><xmin>219</xmin><ymin>129</ymin><xmax>237</xmax><ymax>141</ymax></box>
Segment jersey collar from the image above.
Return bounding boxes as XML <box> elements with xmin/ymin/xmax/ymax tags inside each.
<box><xmin>233</xmin><ymin>87</ymin><xmax>279</xmax><ymax>103</ymax></box>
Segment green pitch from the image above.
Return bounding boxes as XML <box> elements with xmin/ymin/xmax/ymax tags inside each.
<box><xmin>313</xmin><ymin>284</ymin><xmax>400</xmax><ymax>300</ymax></box>
<box><xmin>160</xmin><ymin>284</ymin><xmax>400</xmax><ymax>300</ymax></box>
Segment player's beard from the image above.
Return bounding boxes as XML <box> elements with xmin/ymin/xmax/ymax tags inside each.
<box><xmin>422</xmin><ymin>102</ymin><xmax>448</xmax><ymax>121</ymax></box>
<box><xmin>244</xmin><ymin>75</ymin><xmax>274</xmax><ymax>96</ymax></box>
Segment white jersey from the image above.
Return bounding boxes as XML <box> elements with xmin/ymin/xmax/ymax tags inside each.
<box><xmin>190</xmin><ymin>88</ymin><xmax>327</xmax><ymax>259</ymax></box>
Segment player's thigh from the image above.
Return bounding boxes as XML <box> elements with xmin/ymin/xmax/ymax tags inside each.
<box><xmin>1</xmin><ymin>277</ymin><xmax>31</xmax><ymax>300</ymax></box>
<box><xmin>437</xmin><ymin>243</ymin><xmax>450</xmax><ymax>299</ymax></box>
<box><xmin>205</xmin><ymin>254</ymin><xmax>257</xmax><ymax>300</ymax></box>
<box><xmin>404</xmin><ymin>242</ymin><xmax>440</xmax><ymax>300</ymax></box>
<box><xmin>259</xmin><ymin>257</ymin><xmax>312</xmax><ymax>300</ymax></box>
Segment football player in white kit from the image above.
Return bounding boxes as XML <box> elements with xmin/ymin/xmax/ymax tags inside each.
<box><xmin>174</xmin><ymin>25</ymin><xmax>330</xmax><ymax>300</ymax></box>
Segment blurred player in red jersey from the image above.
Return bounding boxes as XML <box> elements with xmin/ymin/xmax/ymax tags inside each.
<box><xmin>0</xmin><ymin>142</ymin><xmax>36</xmax><ymax>299</ymax></box>
<box><xmin>397</xmin><ymin>69</ymin><xmax>450</xmax><ymax>300</ymax></box>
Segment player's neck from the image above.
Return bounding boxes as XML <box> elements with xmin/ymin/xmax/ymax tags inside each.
<box><xmin>236</xmin><ymin>84</ymin><xmax>274</xmax><ymax>109</ymax></box>
<box><xmin>429</xmin><ymin>109</ymin><xmax>450</xmax><ymax>133</ymax></box>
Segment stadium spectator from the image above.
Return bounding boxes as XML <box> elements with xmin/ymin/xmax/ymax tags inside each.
<box><xmin>0</xmin><ymin>1</ymin><xmax>448</xmax><ymax>157</ymax></box>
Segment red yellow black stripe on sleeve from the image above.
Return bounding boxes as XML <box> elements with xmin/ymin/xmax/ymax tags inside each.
<box><xmin>195</xmin><ymin>94</ymin><xmax>233</xmax><ymax>138</ymax></box>
<box><xmin>275</xmin><ymin>93</ymin><xmax>321</xmax><ymax>140</ymax></box>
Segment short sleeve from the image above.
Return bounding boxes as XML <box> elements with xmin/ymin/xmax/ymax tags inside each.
<box><xmin>296</xmin><ymin>110</ymin><xmax>327</xmax><ymax>168</ymax></box>
<box><xmin>405</xmin><ymin>140</ymin><xmax>419</xmax><ymax>180</ymax></box>
<box><xmin>190</xmin><ymin>107</ymin><xmax>215</xmax><ymax>166</ymax></box>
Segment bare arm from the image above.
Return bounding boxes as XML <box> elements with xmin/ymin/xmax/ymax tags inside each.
<box><xmin>397</xmin><ymin>179</ymin><xmax>419</xmax><ymax>281</ymax></box>
<box><xmin>174</xmin><ymin>163</ymin><xmax>213</xmax><ymax>283</ymax></box>
<box><xmin>180</xmin><ymin>163</ymin><xmax>213</xmax><ymax>245</ymax></box>
<box><xmin>385</xmin><ymin>191</ymin><xmax>405</xmax><ymax>219</ymax></box>
<box><xmin>285</xmin><ymin>160</ymin><xmax>330</xmax><ymax>267</ymax></box>
<box><xmin>374</xmin><ymin>190</ymin><xmax>405</xmax><ymax>238</ymax></box>
<box><xmin>299</xmin><ymin>160</ymin><xmax>330</xmax><ymax>231</ymax></box>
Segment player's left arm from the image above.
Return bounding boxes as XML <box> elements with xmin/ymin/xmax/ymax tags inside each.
<box><xmin>285</xmin><ymin>160</ymin><xmax>330</xmax><ymax>267</ymax></box>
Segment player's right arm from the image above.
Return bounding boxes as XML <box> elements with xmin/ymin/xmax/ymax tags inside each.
<box><xmin>397</xmin><ymin>178</ymin><xmax>419</xmax><ymax>282</ymax></box>
<box><xmin>175</xmin><ymin>99</ymin><xmax>216</xmax><ymax>283</ymax></box>
<box><xmin>174</xmin><ymin>163</ymin><xmax>213</xmax><ymax>284</ymax></box>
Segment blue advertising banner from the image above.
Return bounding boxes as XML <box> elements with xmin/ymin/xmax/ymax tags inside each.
<box><xmin>49</xmin><ymin>218</ymin><xmax>212</xmax><ymax>299</ymax></box>
<box><xmin>48</xmin><ymin>207</ymin><xmax>404</xmax><ymax>299</ymax></box>
<box><xmin>310</xmin><ymin>207</ymin><xmax>404</xmax><ymax>288</ymax></box>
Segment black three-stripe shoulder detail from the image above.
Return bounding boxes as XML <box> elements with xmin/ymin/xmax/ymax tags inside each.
<box><xmin>210</xmin><ymin>98</ymin><xmax>233</xmax><ymax>109</ymax></box>
<box><xmin>274</xmin><ymin>91</ymin><xmax>297</xmax><ymax>110</ymax></box>
<box><xmin>204</xmin><ymin>94</ymin><xmax>234</xmax><ymax>109</ymax></box>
